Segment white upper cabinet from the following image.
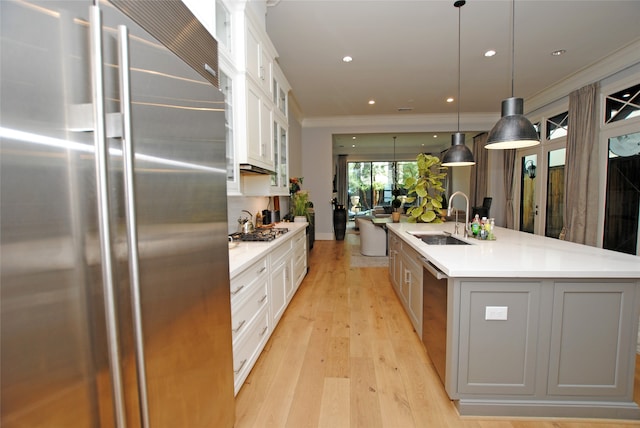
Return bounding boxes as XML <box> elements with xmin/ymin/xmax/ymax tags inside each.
<box><xmin>192</xmin><ymin>0</ymin><xmax>291</xmax><ymax>195</ymax></box>
<box><xmin>245</xmin><ymin>21</ymin><xmax>273</xmax><ymax>98</ymax></box>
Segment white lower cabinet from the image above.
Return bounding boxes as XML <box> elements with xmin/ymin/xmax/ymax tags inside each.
<box><xmin>232</xmin><ymin>306</ymin><xmax>270</xmax><ymax>394</ymax></box>
<box><xmin>270</xmin><ymin>235</ymin><xmax>293</xmax><ymax>325</ymax></box>
<box><xmin>230</xmin><ymin>227</ymin><xmax>307</xmax><ymax>394</ymax></box>
<box><xmin>293</xmin><ymin>230</ymin><xmax>307</xmax><ymax>290</ymax></box>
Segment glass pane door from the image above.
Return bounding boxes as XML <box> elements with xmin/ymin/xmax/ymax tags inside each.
<box><xmin>544</xmin><ymin>148</ymin><xmax>566</xmax><ymax>238</ymax></box>
<box><xmin>519</xmin><ymin>153</ymin><xmax>538</xmax><ymax>233</ymax></box>
<box><xmin>603</xmin><ymin>131</ymin><xmax>640</xmax><ymax>254</ymax></box>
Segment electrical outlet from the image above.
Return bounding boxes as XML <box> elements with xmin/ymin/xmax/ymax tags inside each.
<box><xmin>485</xmin><ymin>306</ymin><xmax>508</xmax><ymax>321</ymax></box>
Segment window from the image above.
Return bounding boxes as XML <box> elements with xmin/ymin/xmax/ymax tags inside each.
<box><xmin>546</xmin><ymin>111</ymin><xmax>568</xmax><ymax>140</ymax></box>
<box><xmin>347</xmin><ymin>160</ymin><xmax>417</xmax><ymax>214</ymax></box>
<box><xmin>605</xmin><ymin>83</ymin><xmax>640</xmax><ymax>124</ymax></box>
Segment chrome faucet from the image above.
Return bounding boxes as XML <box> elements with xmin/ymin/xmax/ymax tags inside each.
<box><xmin>447</xmin><ymin>191</ymin><xmax>469</xmax><ymax>238</ymax></box>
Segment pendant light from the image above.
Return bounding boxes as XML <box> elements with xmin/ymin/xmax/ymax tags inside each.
<box><xmin>442</xmin><ymin>0</ymin><xmax>475</xmax><ymax>167</ymax></box>
<box><xmin>485</xmin><ymin>0</ymin><xmax>540</xmax><ymax>149</ymax></box>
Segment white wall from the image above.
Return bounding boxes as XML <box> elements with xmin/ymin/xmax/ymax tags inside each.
<box><xmin>301</xmin><ymin>127</ymin><xmax>335</xmax><ymax>240</ymax></box>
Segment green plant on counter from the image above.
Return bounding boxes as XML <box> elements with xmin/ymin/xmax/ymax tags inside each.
<box><xmin>392</xmin><ymin>196</ymin><xmax>402</xmax><ymax>211</ymax></box>
<box><xmin>404</xmin><ymin>153</ymin><xmax>446</xmax><ymax>223</ymax></box>
<box><xmin>292</xmin><ymin>190</ymin><xmax>310</xmax><ymax>218</ymax></box>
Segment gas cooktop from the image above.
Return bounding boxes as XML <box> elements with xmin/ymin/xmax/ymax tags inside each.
<box><xmin>230</xmin><ymin>227</ymin><xmax>289</xmax><ymax>242</ymax></box>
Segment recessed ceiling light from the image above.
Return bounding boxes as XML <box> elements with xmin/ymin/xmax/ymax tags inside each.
<box><xmin>352</xmin><ymin>144</ymin><xmax>356</xmax><ymax>148</ymax></box>
<box><xmin>446</xmin><ymin>97</ymin><xmax>454</xmax><ymax>103</ymax></box>
<box><xmin>551</xmin><ymin>49</ymin><xmax>566</xmax><ymax>56</ymax></box>
<box><xmin>342</xmin><ymin>56</ymin><xmax>353</xmax><ymax>63</ymax></box>
<box><xmin>368</xmin><ymin>99</ymin><xmax>375</xmax><ymax>105</ymax></box>
<box><xmin>484</xmin><ymin>50</ymin><xmax>496</xmax><ymax>57</ymax></box>
<box><xmin>433</xmin><ymin>135</ymin><xmax>438</xmax><ymax>138</ymax></box>
<box><xmin>352</xmin><ymin>136</ymin><xmax>357</xmax><ymax>139</ymax></box>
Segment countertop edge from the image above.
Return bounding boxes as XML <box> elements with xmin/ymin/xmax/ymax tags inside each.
<box><xmin>387</xmin><ymin>222</ymin><xmax>640</xmax><ymax>279</ymax></box>
<box><xmin>228</xmin><ymin>222</ymin><xmax>308</xmax><ymax>278</ymax></box>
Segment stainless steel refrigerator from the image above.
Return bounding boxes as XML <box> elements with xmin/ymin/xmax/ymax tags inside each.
<box><xmin>1</xmin><ymin>1</ymin><xmax>235</xmax><ymax>426</ymax></box>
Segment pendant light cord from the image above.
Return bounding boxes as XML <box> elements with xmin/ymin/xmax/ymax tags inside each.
<box><xmin>511</xmin><ymin>0</ymin><xmax>515</xmax><ymax>97</ymax></box>
<box><xmin>455</xmin><ymin>0</ymin><xmax>464</xmax><ymax>132</ymax></box>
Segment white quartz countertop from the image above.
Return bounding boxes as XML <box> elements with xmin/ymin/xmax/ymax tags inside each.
<box><xmin>228</xmin><ymin>222</ymin><xmax>307</xmax><ymax>278</ymax></box>
<box><xmin>387</xmin><ymin>222</ymin><xmax>640</xmax><ymax>278</ymax></box>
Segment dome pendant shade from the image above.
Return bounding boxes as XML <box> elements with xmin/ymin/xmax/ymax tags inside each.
<box><xmin>442</xmin><ymin>132</ymin><xmax>475</xmax><ymax>166</ymax></box>
<box><xmin>485</xmin><ymin>97</ymin><xmax>540</xmax><ymax>149</ymax></box>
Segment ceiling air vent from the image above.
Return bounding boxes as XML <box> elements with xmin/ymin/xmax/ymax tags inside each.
<box><xmin>397</xmin><ymin>107</ymin><xmax>413</xmax><ymax>112</ymax></box>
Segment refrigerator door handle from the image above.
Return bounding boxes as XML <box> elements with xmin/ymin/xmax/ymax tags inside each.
<box><xmin>117</xmin><ymin>24</ymin><xmax>151</xmax><ymax>428</ymax></box>
<box><xmin>89</xmin><ymin>6</ymin><xmax>127</xmax><ymax>428</ymax></box>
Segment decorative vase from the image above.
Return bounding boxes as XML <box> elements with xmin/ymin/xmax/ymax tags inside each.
<box><xmin>294</xmin><ymin>216</ymin><xmax>307</xmax><ymax>223</ymax></box>
<box><xmin>333</xmin><ymin>205</ymin><xmax>346</xmax><ymax>241</ymax></box>
<box><xmin>392</xmin><ymin>211</ymin><xmax>401</xmax><ymax>223</ymax></box>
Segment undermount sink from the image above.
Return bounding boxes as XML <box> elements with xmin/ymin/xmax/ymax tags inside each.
<box><xmin>409</xmin><ymin>232</ymin><xmax>471</xmax><ymax>245</ymax></box>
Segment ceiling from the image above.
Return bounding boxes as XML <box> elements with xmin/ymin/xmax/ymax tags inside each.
<box><xmin>263</xmin><ymin>0</ymin><xmax>640</xmax><ymax>156</ymax></box>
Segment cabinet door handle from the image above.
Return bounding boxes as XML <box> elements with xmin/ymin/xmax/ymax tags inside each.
<box><xmin>234</xmin><ymin>359</ymin><xmax>247</xmax><ymax>374</ymax></box>
<box><xmin>232</xmin><ymin>320</ymin><xmax>246</xmax><ymax>333</ymax></box>
<box><xmin>258</xmin><ymin>266</ymin><xmax>266</xmax><ymax>274</ymax></box>
<box><xmin>258</xmin><ymin>294</ymin><xmax>267</xmax><ymax>303</ymax></box>
<box><xmin>259</xmin><ymin>326</ymin><xmax>268</xmax><ymax>337</ymax></box>
<box><xmin>404</xmin><ymin>270</ymin><xmax>411</xmax><ymax>284</ymax></box>
<box><xmin>231</xmin><ymin>285</ymin><xmax>245</xmax><ymax>295</ymax></box>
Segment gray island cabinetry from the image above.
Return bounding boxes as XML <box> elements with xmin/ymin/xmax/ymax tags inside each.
<box><xmin>387</xmin><ymin>223</ymin><xmax>640</xmax><ymax>420</ymax></box>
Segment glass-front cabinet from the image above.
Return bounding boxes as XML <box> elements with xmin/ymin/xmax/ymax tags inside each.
<box><xmin>271</xmin><ymin>119</ymin><xmax>288</xmax><ymax>193</ymax></box>
<box><xmin>213</xmin><ymin>1</ymin><xmax>291</xmax><ymax>196</ymax></box>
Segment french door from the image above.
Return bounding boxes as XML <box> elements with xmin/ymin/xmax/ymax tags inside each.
<box><xmin>516</xmin><ymin>149</ymin><xmax>540</xmax><ymax>234</ymax></box>
<box><xmin>516</xmin><ymin>142</ymin><xmax>566</xmax><ymax>238</ymax></box>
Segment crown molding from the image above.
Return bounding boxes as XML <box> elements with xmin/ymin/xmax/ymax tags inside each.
<box><xmin>525</xmin><ymin>39</ymin><xmax>640</xmax><ymax>115</ymax></box>
<box><xmin>301</xmin><ymin>112</ymin><xmax>498</xmax><ymax>132</ymax></box>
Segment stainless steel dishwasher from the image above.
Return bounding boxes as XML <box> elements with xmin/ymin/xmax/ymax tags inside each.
<box><xmin>422</xmin><ymin>260</ymin><xmax>449</xmax><ymax>386</ymax></box>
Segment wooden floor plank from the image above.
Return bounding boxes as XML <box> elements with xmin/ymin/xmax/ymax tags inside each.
<box><xmin>318</xmin><ymin>377</ymin><xmax>351</xmax><ymax>428</ymax></box>
<box><xmin>234</xmin><ymin>231</ymin><xmax>640</xmax><ymax>428</ymax></box>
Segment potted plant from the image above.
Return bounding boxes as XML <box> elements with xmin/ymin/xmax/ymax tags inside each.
<box><xmin>292</xmin><ymin>190</ymin><xmax>310</xmax><ymax>222</ymax></box>
<box><xmin>404</xmin><ymin>153</ymin><xmax>446</xmax><ymax>223</ymax></box>
<box><xmin>391</xmin><ymin>197</ymin><xmax>402</xmax><ymax>222</ymax></box>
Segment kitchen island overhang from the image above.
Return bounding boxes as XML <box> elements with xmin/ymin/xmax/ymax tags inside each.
<box><xmin>387</xmin><ymin>222</ymin><xmax>640</xmax><ymax>420</ymax></box>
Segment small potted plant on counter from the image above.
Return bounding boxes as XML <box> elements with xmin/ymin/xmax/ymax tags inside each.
<box><xmin>291</xmin><ymin>190</ymin><xmax>310</xmax><ymax>222</ymax></box>
<box><xmin>391</xmin><ymin>197</ymin><xmax>402</xmax><ymax>222</ymax></box>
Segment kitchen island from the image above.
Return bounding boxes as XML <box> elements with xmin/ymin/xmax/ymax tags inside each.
<box><xmin>386</xmin><ymin>222</ymin><xmax>640</xmax><ymax>420</ymax></box>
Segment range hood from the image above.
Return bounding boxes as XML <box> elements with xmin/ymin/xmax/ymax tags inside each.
<box><xmin>239</xmin><ymin>163</ymin><xmax>273</xmax><ymax>175</ymax></box>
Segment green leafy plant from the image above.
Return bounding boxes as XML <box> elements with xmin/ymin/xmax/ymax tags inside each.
<box><xmin>404</xmin><ymin>154</ymin><xmax>446</xmax><ymax>223</ymax></box>
<box><xmin>392</xmin><ymin>197</ymin><xmax>402</xmax><ymax>211</ymax></box>
<box><xmin>292</xmin><ymin>190</ymin><xmax>310</xmax><ymax>218</ymax></box>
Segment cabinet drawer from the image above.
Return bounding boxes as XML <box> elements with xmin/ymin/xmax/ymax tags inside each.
<box><xmin>232</xmin><ymin>306</ymin><xmax>270</xmax><ymax>394</ymax></box>
<box><xmin>231</xmin><ymin>279</ymin><xmax>268</xmax><ymax>343</ymax></box>
<box><xmin>270</xmin><ymin>239</ymin><xmax>292</xmax><ymax>266</ymax></box>
<box><xmin>230</xmin><ymin>256</ymin><xmax>268</xmax><ymax>303</ymax></box>
<box><xmin>293</xmin><ymin>230</ymin><xmax>306</xmax><ymax>248</ymax></box>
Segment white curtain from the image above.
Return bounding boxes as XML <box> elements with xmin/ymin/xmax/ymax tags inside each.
<box><xmin>562</xmin><ymin>82</ymin><xmax>600</xmax><ymax>245</ymax></box>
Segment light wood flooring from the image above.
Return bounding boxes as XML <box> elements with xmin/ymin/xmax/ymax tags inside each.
<box><xmin>234</xmin><ymin>230</ymin><xmax>640</xmax><ymax>428</ymax></box>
